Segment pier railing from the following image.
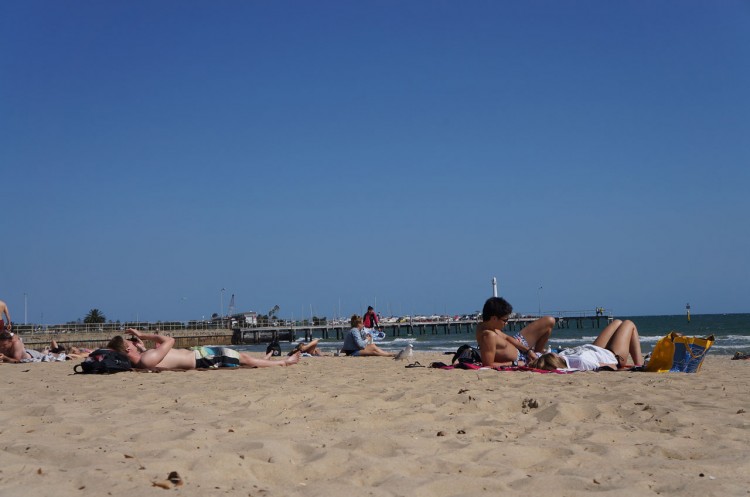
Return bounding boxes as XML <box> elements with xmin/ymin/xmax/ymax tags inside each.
<box><xmin>12</xmin><ymin>310</ymin><xmax>615</xmax><ymax>347</ymax></box>
<box><xmin>10</xmin><ymin>320</ymin><xmax>231</xmax><ymax>335</ymax></box>
<box><xmin>232</xmin><ymin>312</ymin><xmax>615</xmax><ymax>344</ymax></box>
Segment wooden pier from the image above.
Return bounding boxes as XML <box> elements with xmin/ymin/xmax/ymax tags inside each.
<box><xmin>17</xmin><ymin>313</ymin><xmax>615</xmax><ymax>349</ymax></box>
<box><xmin>232</xmin><ymin>314</ymin><xmax>614</xmax><ymax>344</ymax></box>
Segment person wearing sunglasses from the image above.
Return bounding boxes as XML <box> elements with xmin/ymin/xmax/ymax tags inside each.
<box><xmin>476</xmin><ymin>297</ymin><xmax>554</xmax><ymax>368</ymax></box>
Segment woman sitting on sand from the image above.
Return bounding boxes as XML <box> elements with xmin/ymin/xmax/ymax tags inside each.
<box><xmin>341</xmin><ymin>315</ymin><xmax>395</xmax><ymax>357</ymax></box>
<box><xmin>528</xmin><ymin>319</ymin><xmax>644</xmax><ymax>371</ymax></box>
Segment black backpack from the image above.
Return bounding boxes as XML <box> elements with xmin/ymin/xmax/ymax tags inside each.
<box><xmin>266</xmin><ymin>340</ymin><xmax>281</xmax><ymax>357</ymax></box>
<box><xmin>452</xmin><ymin>344</ymin><xmax>482</xmax><ymax>365</ymax></box>
<box><xmin>74</xmin><ymin>349</ymin><xmax>132</xmax><ymax>374</ymax></box>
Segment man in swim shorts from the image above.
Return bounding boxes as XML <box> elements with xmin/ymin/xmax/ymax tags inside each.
<box><xmin>191</xmin><ymin>346</ymin><xmax>241</xmax><ymax>368</ymax></box>
<box><xmin>475</xmin><ymin>297</ymin><xmax>554</xmax><ymax>368</ymax></box>
<box><xmin>109</xmin><ymin>329</ymin><xmax>300</xmax><ymax>370</ymax></box>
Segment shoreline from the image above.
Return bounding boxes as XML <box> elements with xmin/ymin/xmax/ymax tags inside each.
<box><xmin>16</xmin><ymin>326</ymin><xmax>746</xmax><ymax>357</ymax></box>
<box><xmin>1</xmin><ymin>354</ymin><xmax>748</xmax><ymax>496</ymax></box>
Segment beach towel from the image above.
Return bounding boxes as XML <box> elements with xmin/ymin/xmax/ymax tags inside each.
<box><xmin>645</xmin><ymin>332</ymin><xmax>714</xmax><ymax>373</ymax></box>
<box><xmin>429</xmin><ymin>362</ymin><xmax>575</xmax><ymax>374</ymax></box>
<box><xmin>20</xmin><ymin>350</ymin><xmax>67</xmax><ymax>363</ymax></box>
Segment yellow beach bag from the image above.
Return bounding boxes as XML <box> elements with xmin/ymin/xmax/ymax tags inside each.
<box><xmin>645</xmin><ymin>332</ymin><xmax>715</xmax><ymax>373</ymax></box>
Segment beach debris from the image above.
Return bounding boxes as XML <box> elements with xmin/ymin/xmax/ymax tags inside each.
<box><xmin>457</xmin><ymin>429</ymin><xmax>466</xmax><ymax>434</ymax></box>
<box><xmin>436</xmin><ymin>431</ymin><xmax>446</xmax><ymax>437</ymax></box>
<box><xmin>522</xmin><ymin>398</ymin><xmax>539</xmax><ymax>409</ymax></box>
<box><xmin>393</xmin><ymin>344</ymin><xmax>414</xmax><ymax>361</ymax></box>
<box><xmin>458</xmin><ymin>389</ymin><xmax>469</xmax><ymax>394</ymax></box>
<box><xmin>152</xmin><ymin>471</ymin><xmax>183</xmax><ymax>489</ymax></box>
<box><xmin>124</xmin><ymin>453</ymin><xmax>146</xmax><ymax>470</ymax></box>
<box><xmin>737</xmin><ymin>409</ymin><xmax>746</xmax><ymax>414</ymax></box>
<box><xmin>168</xmin><ymin>471</ymin><xmax>183</xmax><ymax>486</ymax></box>
<box><xmin>37</xmin><ymin>468</ymin><xmax>43</xmax><ymax>475</ymax></box>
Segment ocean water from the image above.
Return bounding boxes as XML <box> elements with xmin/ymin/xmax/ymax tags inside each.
<box><xmin>236</xmin><ymin>313</ymin><xmax>750</xmax><ymax>357</ymax></box>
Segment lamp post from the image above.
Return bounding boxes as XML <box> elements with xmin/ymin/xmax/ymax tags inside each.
<box><xmin>24</xmin><ymin>293</ymin><xmax>27</xmax><ymax>325</ymax></box>
<box><xmin>537</xmin><ymin>286</ymin><xmax>543</xmax><ymax>317</ymax></box>
<box><xmin>220</xmin><ymin>288</ymin><xmax>226</xmax><ymax>322</ymax></box>
<box><xmin>492</xmin><ymin>277</ymin><xmax>498</xmax><ymax>297</ymax></box>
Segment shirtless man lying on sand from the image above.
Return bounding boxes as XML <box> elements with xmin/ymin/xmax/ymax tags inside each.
<box><xmin>476</xmin><ymin>297</ymin><xmax>554</xmax><ymax>367</ymax></box>
<box><xmin>109</xmin><ymin>328</ymin><xmax>300</xmax><ymax>370</ymax></box>
<box><xmin>0</xmin><ymin>330</ymin><xmax>50</xmax><ymax>362</ymax></box>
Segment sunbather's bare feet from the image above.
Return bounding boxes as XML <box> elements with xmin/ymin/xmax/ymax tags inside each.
<box><xmin>285</xmin><ymin>351</ymin><xmax>301</xmax><ymax>366</ymax></box>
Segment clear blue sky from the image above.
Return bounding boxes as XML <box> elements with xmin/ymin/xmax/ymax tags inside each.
<box><xmin>2</xmin><ymin>1</ymin><xmax>749</xmax><ymax>324</ymax></box>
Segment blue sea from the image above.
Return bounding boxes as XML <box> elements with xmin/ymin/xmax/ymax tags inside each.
<box><xmin>236</xmin><ymin>313</ymin><xmax>750</xmax><ymax>356</ymax></box>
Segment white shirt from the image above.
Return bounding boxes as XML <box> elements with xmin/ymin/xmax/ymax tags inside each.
<box><xmin>559</xmin><ymin>344</ymin><xmax>617</xmax><ymax>371</ymax></box>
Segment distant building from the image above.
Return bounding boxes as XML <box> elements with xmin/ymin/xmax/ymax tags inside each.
<box><xmin>230</xmin><ymin>311</ymin><xmax>258</xmax><ymax>328</ymax></box>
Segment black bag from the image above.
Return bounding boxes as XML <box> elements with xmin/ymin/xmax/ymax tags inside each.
<box><xmin>266</xmin><ymin>340</ymin><xmax>281</xmax><ymax>357</ymax></box>
<box><xmin>74</xmin><ymin>349</ymin><xmax>132</xmax><ymax>374</ymax></box>
<box><xmin>452</xmin><ymin>344</ymin><xmax>482</xmax><ymax>364</ymax></box>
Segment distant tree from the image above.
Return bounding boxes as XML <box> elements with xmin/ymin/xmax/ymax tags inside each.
<box><xmin>84</xmin><ymin>309</ymin><xmax>106</xmax><ymax>324</ymax></box>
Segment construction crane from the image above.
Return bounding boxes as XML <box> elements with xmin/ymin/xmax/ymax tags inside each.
<box><xmin>268</xmin><ymin>305</ymin><xmax>280</xmax><ymax>319</ymax></box>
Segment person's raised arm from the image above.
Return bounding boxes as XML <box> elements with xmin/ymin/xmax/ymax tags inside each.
<box><xmin>1</xmin><ymin>302</ymin><xmax>11</xmax><ymax>331</ymax></box>
<box><xmin>125</xmin><ymin>329</ymin><xmax>175</xmax><ymax>368</ymax></box>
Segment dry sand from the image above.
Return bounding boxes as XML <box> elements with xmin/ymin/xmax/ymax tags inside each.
<box><xmin>1</xmin><ymin>354</ymin><xmax>748</xmax><ymax>497</ymax></box>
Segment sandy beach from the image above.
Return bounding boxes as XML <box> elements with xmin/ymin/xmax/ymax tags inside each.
<box><xmin>1</xmin><ymin>353</ymin><xmax>748</xmax><ymax>497</ymax></box>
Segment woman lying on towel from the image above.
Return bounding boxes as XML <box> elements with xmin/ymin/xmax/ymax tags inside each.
<box><xmin>528</xmin><ymin>320</ymin><xmax>644</xmax><ymax>371</ymax></box>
